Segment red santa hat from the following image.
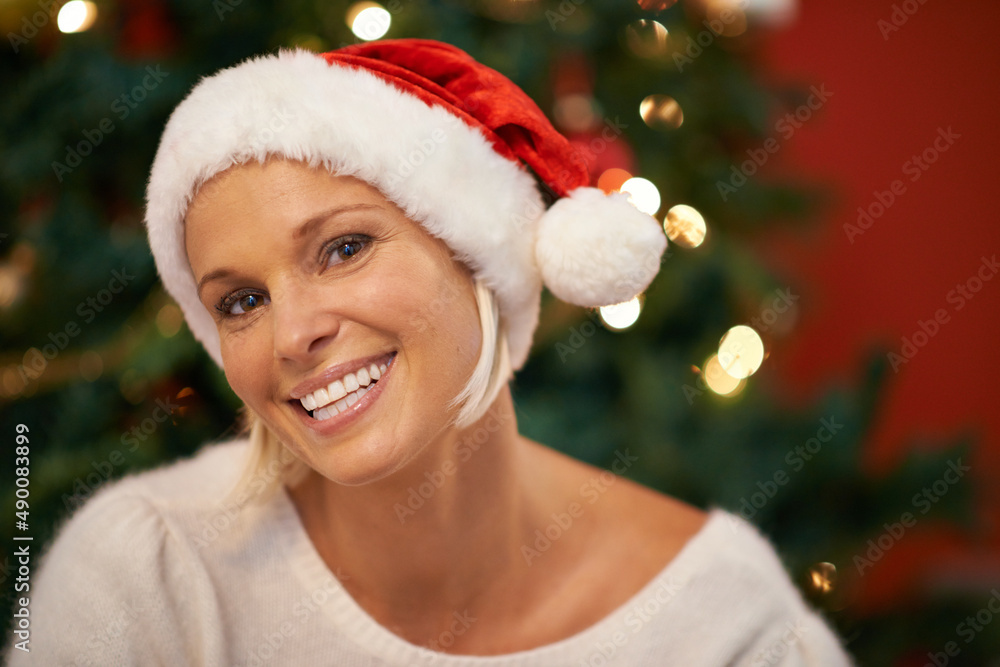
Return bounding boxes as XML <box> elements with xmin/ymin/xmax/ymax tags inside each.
<box><xmin>144</xmin><ymin>38</ymin><xmax>667</xmax><ymax>370</ymax></box>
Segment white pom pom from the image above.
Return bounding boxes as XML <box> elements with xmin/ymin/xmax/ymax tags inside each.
<box><xmin>534</xmin><ymin>187</ymin><xmax>668</xmax><ymax>306</ymax></box>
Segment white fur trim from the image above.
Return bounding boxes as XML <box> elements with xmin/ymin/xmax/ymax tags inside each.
<box><xmin>534</xmin><ymin>187</ymin><xmax>668</xmax><ymax>306</ymax></box>
<box><xmin>145</xmin><ymin>49</ymin><xmax>544</xmax><ymax>370</ymax></box>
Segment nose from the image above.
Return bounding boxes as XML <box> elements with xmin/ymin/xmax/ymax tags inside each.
<box><xmin>271</xmin><ymin>282</ymin><xmax>341</xmax><ymax>363</ymax></box>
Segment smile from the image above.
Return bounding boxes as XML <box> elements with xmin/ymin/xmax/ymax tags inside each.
<box><xmin>290</xmin><ymin>352</ymin><xmax>396</xmax><ymax>422</ymax></box>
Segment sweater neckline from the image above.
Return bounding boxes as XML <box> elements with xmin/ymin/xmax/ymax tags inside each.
<box><xmin>272</xmin><ymin>482</ymin><xmax>727</xmax><ymax>665</ymax></box>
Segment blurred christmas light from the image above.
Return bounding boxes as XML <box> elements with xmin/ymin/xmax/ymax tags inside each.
<box><xmin>620</xmin><ymin>177</ymin><xmax>661</xmax><ymax>215</ymax></box>
<box><xmin>705</xmin><ymin>0</ymin><xmax>748</xmax><ymax>36</ymax></box>
<box><xmin>155</xmin><ymin>304</ymin><xmax>183</xmax><ymax>338</ymax></box>
<box><xmin>119</xmin><ymin>369</ymin><xmax>150</xmax><ymax>405</ymax></box>
<box><xmin>744</xmin><ymin>0</ymin><xmax>798</xmax><ymax>27</ymax></box>
<box><xmin>640</xmin><ymin>95</ymin><xmax>684</xmax><ymax>130</ymax></box>
<box><xmin>808</xmin><ymin>562</ymin><xmax>837</xmax><ymax>595</ymax></box>
<box><xmin>79</xmin><ymin>350</ymin><xmax>103</xmax><ymax>382</ymax></box>
<box><xmin>554</xmin><ymin>93</ymin><xmax>597</xmax><ymax>133</ymax></box>
<box><xmin>597</xmin><ymin>168</ymin><xmax>632</xmax><ymax>193</ymax></box>
<box><xmin>624</xmin><ymin>19</ymin><xmax>669</xmax><ymax>58</ymax></box>
<box><xmin>599</xmin><ymin>296</ymin><xmax>642</xmax><ymax>331</ymax></box>
<box><xmin>0</xmin><ymin>266</ymin><xmax>22</xmax><ymax>308</ymax></box>
<box><xmin>717</xmin><ymin>325</ymin><xmax>765</xmax><ymax>379</ymax></box>
<box><xmin>175</xmin><ymin>386</ymin><xmax>198</xmax><ymax>418</ymax></box>
<box><xmin>664</xmin><ymin>204</ymin><xmax>707</xmax><ymax>248</ymax></box>
<box><xmin>346</xmin><ymin>2</ymin><xmax>390</xmax><ymax>41</ymax></box>
<box><xmin>2</xmin><ymin>366</ymin><xmax>23</xmax><ymax>398</ymax></box>
<box><xmin>636</xmin><ymin>0</ymin><xmax>677</xmax><ymax>10</ymax></box>
<box><xmin>57</xmin><ymin>1</ymin><xmax>98</xmax><ymax>34</ymax></box>
<box><xmin>703</xmin><ymin>354</ymin><xmax>745</xmax><ymax>396</ymax></box>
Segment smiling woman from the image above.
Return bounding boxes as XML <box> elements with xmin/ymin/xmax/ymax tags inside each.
<box><xmin>186</xmin><ymin>161</ymin><xmax>493</xmax><ymax>489</ymax></box>
<box><xmin>6</xmin><ymin>39</ymin><xmax>854</xmax><ymax>666</ymax></box>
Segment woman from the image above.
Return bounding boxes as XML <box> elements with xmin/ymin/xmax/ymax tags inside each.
<box><xmin>8</xmin><ymin>39</ymin><xmax>853</xmax><ymax>665</ymax></box>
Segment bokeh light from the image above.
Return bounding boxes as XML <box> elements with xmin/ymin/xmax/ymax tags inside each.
<box><xmin>624</xmin><ymin>19</ymin><xmax>669</xmax><ymax>58</ymax></box>
<box><xmin>640</xmin><ymin>95</ymin><xmax>684</xmax><ymax>131</ymax></box>
<box><xmin>703</xmin><ymin>354</ymin><xmax>745</xmax><ymax>396</ymax></box>
<box><xmin>717</xmin><ymin>325</ymin><xmax>765</xmax><ymax>379</ymax></box>
<box><xmin>346</xmin><ymin>2</ymin><xmax>391</xmax><ymax>41</ymax></box>
<box><xmin>808</xmin><ymin>562</ymin><xmax>838</xmax><ymax>595</ymax></box>
<box><xmin>155</xmin><ymin>304</ymin><xmax>184</xmax><ymax>338</ymax></box>
<box><xmin>663</xmin><ymin>204</ymin><xmax>707</xmax><ymax>248</ymax></box>
<box><xmin>620</xmin><ymin>177</ymin><xmax>661</xmax><ymax>216</ymax></box>
<box><xmin>599</xmin><ymin>297</ymin><xmax>642</xmax><ymax>331</ymax></box>
<box><xmin>79</xmin><ymin>350</ymin><xmax>103</xmax><ymax>382</ymax></box>
<box><xmin>705</xmin><ymin>0</ymin><xmax>748</xmax><ymax>37</ymax></box>
<box><xmin>57</xmin><ymin>1</ymin><xmax>98</xmax><ymax>34</ymax></box>
<box><xmin>597</xmin><ymin>168</ymin><xmax>632</xmax><ymax>194</ymax></box>
<box><xmin>554</xmin><ymin>93</ymin><xmax>597</xmax><ymax>133</ymax></box>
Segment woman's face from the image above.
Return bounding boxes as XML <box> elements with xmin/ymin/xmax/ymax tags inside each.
<box><xmin>185</xmin><ymin>158</ymin><xmax>482</xmax><ymax>486</ymax></box>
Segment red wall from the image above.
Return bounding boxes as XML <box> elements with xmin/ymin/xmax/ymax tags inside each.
<box><xmin>752</xmin><ymin>0</ymin><xmax>1000</xmax><ymax>607</ymax></box>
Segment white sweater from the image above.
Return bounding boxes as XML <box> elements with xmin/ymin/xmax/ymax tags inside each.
<box><xmin>6</xmin><ymin>439</ymin><xmax>854</xmax><ymax>666</ymax></box>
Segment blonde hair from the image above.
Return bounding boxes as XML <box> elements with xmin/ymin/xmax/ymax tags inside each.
<box><xmin>223</xmin><ymin>278</ymin><xmax>512</xmax><ymax>506</ymax></box>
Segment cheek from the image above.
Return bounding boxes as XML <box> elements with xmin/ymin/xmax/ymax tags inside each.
<box><xmin>219</xmin><ymin>328</ymin><xmax>274</xmax><ymax>407</ymax></box>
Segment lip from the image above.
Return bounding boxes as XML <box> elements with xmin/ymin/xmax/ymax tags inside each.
<box><xmin>288</xmin><ymin>351</ymin><xmax>396</xmax><ymax>399</ymax></box>
<box><xmin>289</xmin><ymin>353</ymin><xmax>396</xmax><ymax>435</ymax></box>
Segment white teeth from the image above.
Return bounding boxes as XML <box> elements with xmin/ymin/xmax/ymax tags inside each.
<box><xmin>299</xmin><ymin>356</ymin><xmax>391</xmax><ymax>414</ymax></box>
<box><xmin>314</xmin><ymin>387</ymin><xmax>330</xmax><ymax>407</ymax></box>
<box><xmin>329</xmin><ymin>380</ymin><xmax>346</xmax><ymax>402</ymax></box>
<box><xmin>309</xmin><ymin>384</ymin><xmax>373</xmax><ymax>420</ymax></box>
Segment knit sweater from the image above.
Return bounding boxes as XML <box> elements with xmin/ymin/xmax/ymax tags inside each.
<box><xmin>5</xmin><ymin>438</ymin><xmax>854</xmax><ymax>666</ymax></box>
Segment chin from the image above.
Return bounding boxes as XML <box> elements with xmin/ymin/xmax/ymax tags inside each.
<box><xmin>299</xmin><ymin>436</ymin><xmax>419</xmax><ymax>488</ymax></box>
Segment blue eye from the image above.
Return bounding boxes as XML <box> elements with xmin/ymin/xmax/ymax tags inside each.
<box><xmin>216</xmin><ymin>290</ymin><xmax>269</xmax><ymax>317</ymax></box>
<box><xmin>325</xmin><ymin>235</ymin><xmax>371</xmax><ymax>268</ymax></box>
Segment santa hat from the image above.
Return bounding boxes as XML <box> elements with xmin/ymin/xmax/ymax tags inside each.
<box><xmin>144</xmin><ymin>38</ymin><xmax>667</xmax><ymax>371</ymax></box>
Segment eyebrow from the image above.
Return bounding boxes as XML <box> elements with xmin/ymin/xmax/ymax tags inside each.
<box><xmin>195</xmin><ymin>202</ymin><xmax>381</xmax><ymax>298</ymax></box>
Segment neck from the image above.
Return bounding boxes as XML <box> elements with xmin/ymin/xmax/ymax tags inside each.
<box><xmin>287</xmin><ymin>388</ymin><xmax>548</xmax><ymax>627</ymax></box>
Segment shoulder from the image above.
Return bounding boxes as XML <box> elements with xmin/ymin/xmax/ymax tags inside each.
<box><xmin>44</xmin><ymin>436</ymin><xmax>257</xmax><ymax>574</ymax></box>
<box><xmin>5</xmin><ymin>439</ymin><xmax>252</xmax><ymax>664</ymax></box>
<box><xmin>99</xmin><ymin>436</ymin><xmax>252</xmax><ymax>507</ymax></box>
<box><xmin>524</xmin><ymin>442</ymin><xmax>853</xmax><ymax>663</ymax></box>
<box><xmin>645</xmin><ymin>509</ymin><xmax>855</xmax><ymax>664</ymax></box>
<box><xmin>47</xmin><ymin>436</ymin><xmax>251</xmax><ymax>548</ymax></box>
